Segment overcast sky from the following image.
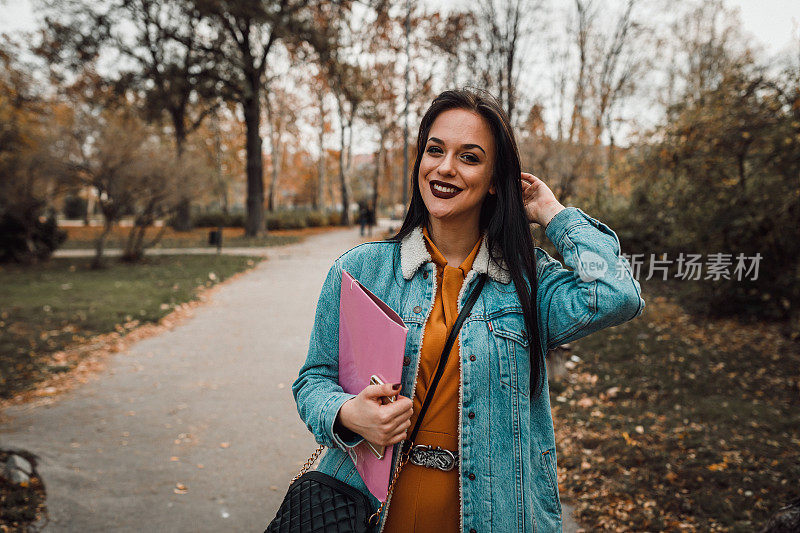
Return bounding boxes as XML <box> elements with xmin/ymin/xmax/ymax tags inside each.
<box><xmin>2</xmin><ymin>0</ymin><xmax>798</xmax><ymax>154</ymax></box>
<box><xmin>3</xmin><ymin>0</ymin><xmax>799</xmax><ymax>53</ymax></box>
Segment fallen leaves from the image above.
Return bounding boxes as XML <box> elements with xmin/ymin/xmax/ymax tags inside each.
<box><xmin>551</xmin><ymin>283</ymin><xmax>800</xmax><ymax>531</ymax></box>
<box><xmin>621</xmin><ymin>431</ymin><xmax>639</xmax><ymax>447</ymax></box>
<box><xmin>577</xmin><ymin>397</ymin><xmax>594</xmax><ymax>408</ymax></box>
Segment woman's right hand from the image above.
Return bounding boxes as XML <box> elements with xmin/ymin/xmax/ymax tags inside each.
<box><xmin>337</xmin><ymin>382</ymin><xmax>414</xmax><ymax>446</ymax></box>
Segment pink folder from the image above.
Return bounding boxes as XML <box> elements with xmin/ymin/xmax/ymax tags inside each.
<box><xmin>339</xmin><ymin>268</ymin><xmax>408</xmax><ymax>501</ymax></box>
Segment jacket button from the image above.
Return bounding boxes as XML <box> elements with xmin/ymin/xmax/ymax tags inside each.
<box><xmin>403</xmin><ymin>356</ymin><xmax>411</xmax><ymax>366</ymax></box>
<box><xmin>470</xmin><ymin>529</ymin><xmax>477</xmax><ymax>533</ymax></box>
<box><xmin>468</xmin><ymin>473</ymin><xmax>475</xmax><ymax>481</ymax></box>
<box><xmin>423</xmin><ymin>271</ymin><xmax>428</xmax><ymax>279</ymax></box>
<box><xmin>413</xmin><ymin>306</ymin><xmax>422</xmax><ymax>314</ymax></box>
<box><xmin>469</xmin><ymin>354</ymin><xmax>476</xmax><ymax>362</ymax></box>
<box><xmin>468</xmin><ymin>412</ymin><xmax>475</xmax><ymax>419</ymax></box>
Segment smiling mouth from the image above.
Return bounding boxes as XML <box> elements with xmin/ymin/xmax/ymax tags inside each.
<box><xmin>430</xmin><ymin>180</ymin><xmax>462</xmax><ymax>199</ymax></box>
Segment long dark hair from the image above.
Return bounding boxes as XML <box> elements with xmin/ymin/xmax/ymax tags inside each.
<box><xmin>386</xmin><ymin>86</ymin><xmax>546</xmax><ymax>400</ymax></box>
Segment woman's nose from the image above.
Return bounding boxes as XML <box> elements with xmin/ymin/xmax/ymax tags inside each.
<box><xmin>438</xmin><ymin>154</ymin><xmax>456</xmax><ymax>176</ymax></box>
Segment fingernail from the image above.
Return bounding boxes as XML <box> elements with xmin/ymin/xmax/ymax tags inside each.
<box><xmin>392</xmin><ymin>383</ymin><xmax>401</xmax><ymax>390</ymax></box>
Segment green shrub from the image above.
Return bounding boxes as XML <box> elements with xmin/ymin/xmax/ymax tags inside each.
<box><xmin>192</xmin><ymin>212</ymin><xmax>245</xmax><ymax>228</ymax></box>
<box><xmin>0</xmin><ymin>211</ymin><xmax>67</xmax><ymax>263</ymax></box>
<box><xmin>193</xmin><ymin>208</ymin><xmax>344</xmax><ymax>230</ymax></box>
<box><xmin>327</xmin><ymin>210</ymin><xmax>344</xmax><ymax>226</ymax></box>
<box><xmin>62</xmin><ymin>195</ymin><xmax>87</xmax><ymax>220</ymax></box>
<box><xmin>603</xmin><ymin>69</ymin><xmax>800</xmax><ymax>321</ymax></box>
<box><xmin>266</xmin><ymin>210</ymin><xmax>308</xmax><ymax>230</ymax></box>
<box><xmin>306</xmin><ymin>211</ymin><xmax>327</xmax><ymax>227</ymax></box>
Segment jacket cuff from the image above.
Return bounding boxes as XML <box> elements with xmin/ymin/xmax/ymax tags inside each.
<box><xmin>322</xmin><ymin>393</ymin><xmax>365</xmax><ymax>450</ymax></box>
<box><xmin>545</xmin><ymin>206</ymin><xmax>588</xmax><ymax>243</ymax></box>
<box><xmin>544</xmin><ymin>206</ymin><xmax>623</xmax><ymax>250</ymax></box>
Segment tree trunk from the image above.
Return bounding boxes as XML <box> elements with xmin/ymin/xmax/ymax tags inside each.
<box><xmin>122</xmin><ymin>223</ymin><xmax>138</xmax><ymax>260</ymax></box>
<box><xmin>122</xmin><ymin>204</ymin><xmax>156</xmax><ymax>262</ymax></box>
<box><xmin>317</xmin><ymin>90</ymin><xmax>327</xmax><ymax>210</ymax></box>
<box><xmin>569</xmin><ymin>0</ymin><xmax>590</xmax><ymax>146</ymax></box>
<box><xmin>505</xmin><ymin>4</ymin><xmax>518</xmax><ymax>125</ymax></box>
<box><xmin>82</xmin><ymin>194</ymin><xmax>91</xmax><ymax>226</ymax></box>
<box><xmin>171</xmin><ymin>119</ymin><xmax>193</xmax><ymax>232</ymax></box>
<box><xmin>371</xmin><ymin>128</ymin><xmax>385</xmax><ymax>215</ymax></box>
<box><xmin>92</xmin><ymin>217</ymin><xmax>113</xmax><ymax>269</ymax></box>
<box><xmin>243</xmin><ymin>89</ymin><xmax>265</xmax><ymax>236</ymax></box>
<box><xmin>211</xmin><ymin>113</ymin><xmax>229</xmax><ymax>215</ymax></box>
<box><xmin>265</xmin><ymin>89</ymin><xmax>280</xmax><ymax>212</ymax></box>
<box><xmin>173</xmin><ymin>198</ymin><xmax>192</xmax><ymax>232</ymax></box>
<box><xmin>132</xmin><ymin>224</ymin><xmax>148</xmax><ymax>259</ymax></box>
<box><xmin>143</xmin><ymin>223</ymin><xmax>168</xmax><ymax>250</ymax></box>
<box><xmin>337</xmin><ymin>97</ymin><xmax>350</xmax><ymax>225</ymax></box>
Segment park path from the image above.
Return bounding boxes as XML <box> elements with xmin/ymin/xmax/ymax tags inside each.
<box><xmin>53</xmin><ymin>246</ymin><xmax>278</xmax><ymax>258</ymax></box>
<box><xmin>1</xmin><ymin>223</ymin><xmax>578</xmax><ymax>532</ymax></box>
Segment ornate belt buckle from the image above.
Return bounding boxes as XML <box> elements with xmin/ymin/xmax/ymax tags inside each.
<box><xmin>409</xmin><ymin>444</ymin><xmax>458</xmax><ymax>471</ymax></box>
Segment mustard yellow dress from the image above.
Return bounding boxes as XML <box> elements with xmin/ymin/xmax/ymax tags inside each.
<box><xmin>382</xmin><ymin>226</ymin><xmax>483</xmax><ymax>533</ymax></box>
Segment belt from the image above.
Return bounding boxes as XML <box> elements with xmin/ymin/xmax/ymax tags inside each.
<box><xmin>402</xmin><ymin>442</ymin><xmax>459</xmax><ymax>472</ymax></box>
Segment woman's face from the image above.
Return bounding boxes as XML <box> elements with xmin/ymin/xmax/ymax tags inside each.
<box><xmin>418</xmin><ymin>108</ymin><xmax>496</xmax><ymax>226</ymax></box>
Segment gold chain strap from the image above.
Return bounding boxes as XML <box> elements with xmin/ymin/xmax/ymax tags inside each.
<box><xmin>290</xmin><ymin>444</ymin><xmax>326</xmax><ymax>485</ymax></box>
<box><xmin>367</xmin><ymin>444</ymin><xmax>412</xmax><ymax>527</ymax></box>
<box><xmin>288</xmin><ymin>442</ymin><xmax>411</xmax><ymax>528</ymax></box>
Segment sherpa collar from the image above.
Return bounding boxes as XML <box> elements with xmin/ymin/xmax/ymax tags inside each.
<box><xmin>399</xmin><ymin>225</ymin><xmax>511</xmax><ymax>284</ymax></box>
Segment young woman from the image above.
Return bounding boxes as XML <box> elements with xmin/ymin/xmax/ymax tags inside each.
<box><xmin>292</xmin><ymin>87</ymin><xmax>645</xmax><ymax>533</ymax></box>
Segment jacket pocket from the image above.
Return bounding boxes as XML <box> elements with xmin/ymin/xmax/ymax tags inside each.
<box><xmin>540</xmin><ymin>447</ymin><xmax>563</xmax><ymax>519</ymax></box>
<box><xmin>490</xmin><ymin>310</ymin><xmax>530</xmax><ymax>395</ymax></box>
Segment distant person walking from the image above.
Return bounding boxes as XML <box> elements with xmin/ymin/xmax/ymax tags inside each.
<box><xmin>366</xmin><ymin>206</ymin><xmax>375</xmax><ymax>236</ymax></box>
<box><xmin>358</xmin><ymin>204</ymin><xmax>369</xmax><ymax>236</ymax></box>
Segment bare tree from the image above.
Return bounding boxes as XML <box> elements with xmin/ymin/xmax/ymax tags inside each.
<box><xmin>298</xmin><ymin>2</ymin><xmax>375</xmax><ymax>225</ymax></box>
<box><xmin>190</xmin><ymin>1</ymin><xmax>295</xmax><ymax>235</ymax></box>
<box><xmin>264</xmin><ymin>74</ymin><xmax>301</xmax><ymax>212</ymax></box>
<box><xmin>38</xmin><ymin>0</ymin><xmax>222</xmax><ymax>231</ymax></box>
<box><xmin>568</xmin><ymin>0</ymin><xmax>594</xmax><ymax>148</ymax></box>
<box><xmin>660</xmin><ymin>0</ymin><xmax>753</xmax><ymax>109</ymax></box>
<box><xmin>591</xmin><ymin>0</ymin><xmax>644</xmax><ymax>172</ymax></box>
<box><xmin>192</xmin><ymin>0</ymin><xmax>382</xmax><ymax>234</ymax></box>
<box><xmin>476</xmin><ymin>0</ymin><xmax>544</xmax><ymax>124</ymax></box>
<box><xmin>314</xmin><ymin>77</ymin><xmax>331</xmax><ymax>211</ymax></box>
<box><xmin>121</xmin><ymin>138</ymin><xmax>211</xmax><ymax>261</ymax></box>
<box><xmin>62</xmin><ymin>107</ymin><xmax>148</xmax><ymax>268</ymax></box>
<box><xmin>359</xmin><ymin>59</ymin><xmax>400</xmax><ymax>216</ymax></box>
<box><xmin>537</xmin><ymin>0</ymin><xmax>649</xmax><ymax>200</ymax></box>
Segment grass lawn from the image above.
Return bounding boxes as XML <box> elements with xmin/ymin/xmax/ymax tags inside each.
<box><xmin>551</xmin><ymin>277</ymin><xmax>800</xmax><ymax>531</ymax></box>
<box><xmin>57</xmin><ymin>225</ymin><xmax>338</xmax><ymax>249</ymax></box>
<box><xmin>0</xmin><ymin>254</ymin><xmax>264</xmax><ymax>400</ymax></box>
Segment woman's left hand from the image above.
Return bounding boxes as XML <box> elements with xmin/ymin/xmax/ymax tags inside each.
<box><xmin>520</xmin><ymin>172</ymin><xmax>565</xmax><ymax>227</ymax></box>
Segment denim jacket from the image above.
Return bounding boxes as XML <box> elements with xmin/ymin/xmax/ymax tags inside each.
<box><xmin>291</xmin><ymin>206</ymin><xmax>645</xmax><ymax>533</ymax></box>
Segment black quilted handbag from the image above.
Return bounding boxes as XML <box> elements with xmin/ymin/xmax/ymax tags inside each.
<box><xmin>265</xmin><ymin>461</ymin><xmax>378</xmax><ymax>533</ymax></box>
<box><xmin>265</xmin><ymin>273</ymin><xmax>487</xmax><ymax>533</ymax></box>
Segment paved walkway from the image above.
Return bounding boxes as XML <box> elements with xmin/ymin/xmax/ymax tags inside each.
<box><xmin>1</xmin><ymin>224</ymin><xmax>579</xmax><ymax>532</ymax></box>
<box><xmin>53</xmin><ymin>246</ymin><xmax>275</xmax><ymax>258</ymax></box>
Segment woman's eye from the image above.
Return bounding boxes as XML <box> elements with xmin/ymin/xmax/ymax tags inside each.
<box><xmin>426</xmin><ymin>146</ymin><xmax>442</xmax><ymax>155</ymax></box>
<box><xmin>462</xmin><ymin>153</ymin><xmax>479</xmax><ymax>163</ymax></box>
